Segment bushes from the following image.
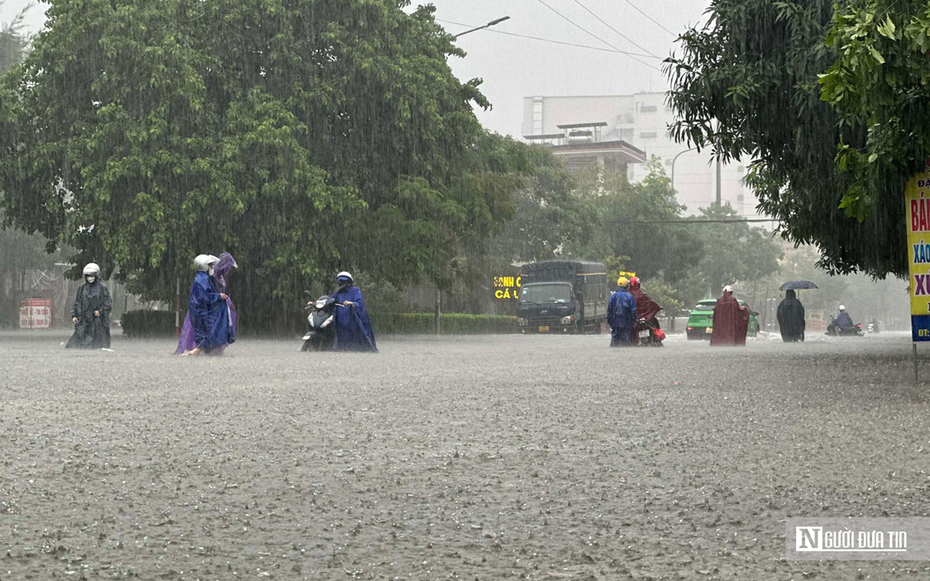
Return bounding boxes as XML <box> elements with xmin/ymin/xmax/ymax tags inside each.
<box><xmin>120</xmin><ymin>310</ymin><xmax>175</xmax><ymax>338</ymax></box>
<box><xmin>372</xmin><ymin>313</ymin><xmax>518</xmax><ymax>335</ymax></box>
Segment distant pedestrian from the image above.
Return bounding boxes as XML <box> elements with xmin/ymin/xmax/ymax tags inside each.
<box><xmin>181</xmin><ymin>254</ymin><xmax>234</xmax><ymax>356</ymax></box>
<box><xmin>607</xmin><ymin>276</ymin><xmax>637</xmax><ymax>347</ymax></box>
<box><xmin>777</xmin><ymin>289</ymin><xmax>805</xmax><ymax>342</ymax></box>
<box><xmin>175</xmin><ymin>252</ymin><xmax>237</xmax><ymax>354</ymax></box>
<box><xmin>66</xmin><ymin>263</ymin><xmax>112</xmax><ymax>349</ymax></box>
<box><xmin>710</xmin><ymin>285</ymin><xmax>749</xmax><ymax>347</ymax></box>
<box><xmin>331</xmin><ymin>272</ymin><xmax>377</xmax><ymax>352</ymax></box>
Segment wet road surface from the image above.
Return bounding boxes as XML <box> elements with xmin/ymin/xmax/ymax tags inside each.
<box><xmin>1</xmin><ymin>331</ymin><xmax>929</xmax><ymax>579</ymax></box>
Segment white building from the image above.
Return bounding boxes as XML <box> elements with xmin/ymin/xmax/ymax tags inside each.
<box><xmin>522</xmin><ymin>92</ymin><xmax>758</xmax><ymax>217</ymax></box>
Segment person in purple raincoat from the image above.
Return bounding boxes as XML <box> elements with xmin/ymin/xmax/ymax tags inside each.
<box><xmin>176</xmin><ymin>253</ymin><xmax>236</xmax><ymax>355</ymax></box>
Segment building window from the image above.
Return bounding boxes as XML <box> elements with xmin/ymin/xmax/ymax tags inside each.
<box><xmin>737</xmin><ymin>194</ymin><xmax>745</xmax><ymax>202</ymax></box>
<box><xmin>639</xmin><ymin>131</ymin><xmax>657</xmax><ymax>139</ymax></box>
<box><xmin>640</xmin><ymin>105</ymin><xmax>657</xmax><ymax>112</ymax></box>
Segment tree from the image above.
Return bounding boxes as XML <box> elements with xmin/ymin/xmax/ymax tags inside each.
<box><xmin>819</xmin><ymin>1</ymin><xmax>930</xmax><ymax>221</ymax></box>
<box><xmin>568</xmin><ymin>159</ymin><xmax>705</xmax><ymax>284</ymax></box>
<box><xmin>489</xmin><ymin>145</ymin><xmax>587</xmax><ymax>264</ymax></box>
<box><xmin>691</xmin><ymin>204</ymin><xmax>783</xmax><ymax>297</ymax></box>
<box><xmin>665</xmin><ymin>0</ymin><xmax>915</xmax><ymax>278</ymax></box>
<box><xmin>0</xmin><ymin>1</ymin><xmax>29</xmax><ymax>74</ymax></box>
<box><xmin>0</xmin><ymin>0</ymin><xmax>523</xmax><ymax>331</ymax></box>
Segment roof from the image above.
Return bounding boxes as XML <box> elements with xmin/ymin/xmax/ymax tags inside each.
<box><xmin>556</xmin><ymin>121</ymin><xmax>609</xmax><ymax>129</ymax></box>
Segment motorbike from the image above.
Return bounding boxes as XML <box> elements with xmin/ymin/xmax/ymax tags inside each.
<box><xmin>635</xmin><ymin>318</ymin><xmax>665</xmax><ymax>347</ymax></box>
<box><xmin>867</xmin><ymin>322</ymin><xmax>880</xmax><ymax>334</ymax></box>
<box><xmin>301</xmin><ymin>296</ymin><xmax>340</xmax><ymax>351</ymax></box>
<box><xmin>825</xmin><ymin>317</ymin><xmax>864</xmax><ymax>337</ymax></box>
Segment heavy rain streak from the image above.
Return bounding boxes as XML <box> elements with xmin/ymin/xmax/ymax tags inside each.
<box><xmin>2</xmin><ymin>0</ymin><xmax>930</xmax><ymax>578</ymax></box>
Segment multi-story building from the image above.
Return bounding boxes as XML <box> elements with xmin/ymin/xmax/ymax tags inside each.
<box><xmin>522</xmin><ymin>92</ymin><xmax>759</xmax><ymax>217</ymax></box>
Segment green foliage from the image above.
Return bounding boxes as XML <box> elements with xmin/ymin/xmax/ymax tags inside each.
<box><xmin>120</xmin><ymin>309</ymin><xmax>175</xmax><ymax>338</ymax></box>
<box><xmin>372</xmin><ymin>313</ymin><xmax>517</xmax><ymax>335</ymax></box>
<box><xmin>0</xmin><ymin>0</ymin><xmax>525</xmax><ymax>332</ymax></box>
<box><xmin>819</xmin><ymin>0</ymin><xmax>930</xmax><ymax>220</ymax></box>
<box><xmin>0</xmin><ymin>1</ymin><xmax>29</xmax><ymax>75</ymax></box>
<box><xmin>666</xmin><ymin>0</ymin><xmax>910</xmax><ymax>278</ymax></box>
<box><xmin>489</xmin><ymin>146</ymin><xmax>588</xmax><ymax>264</ymax></box>
<box><xmin>641</xmin><ymin>278</ymin><xmax>685</xmax><ymax>316</ymax></box>
<box><xmin>691</xmin><ymin>204</ymin><xmax>783</xmax><ymax>295</ymax></box>
<box><xmin>567</xmin><ymin>160</ymin><xmax>704</xmax><ymax>284</ymax></box>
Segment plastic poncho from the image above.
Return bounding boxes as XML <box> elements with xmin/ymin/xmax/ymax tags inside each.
<box><xmin>776</xmin><ymin>290</ymin><xmax>805</xmax><ymax>342</ymax></box>
<box><xmin>331</xmin><ymin>285</ymin><xmax>377</xmax><ymax>352</ymax></box>
<box><xmin>175</xmin><ymin>252</ymin><xmax>237</xmax><ymax>354</ymax></box>
<box><xmin>66</xmin><ymin>279</ymin><xmax>112</xmax><ymax>349</ymax></box>
<box><xmin>835</xmin><ymin>311</ymin><xmax>854</xmax><ymax>330</ymax></box>
<box><xmin>607</xmin><ymin>289</ymin><xmax>637</xmax><ymax>345</ymax></box>
<box><xmin>710</xmin><ymin>291</ymin><xmax>749</xmax><ymax>347</ymax></box>
<box><xmin>187</xmin><ymin>271</ymin><xmax>233</xmax><ymax>352</ymax></box>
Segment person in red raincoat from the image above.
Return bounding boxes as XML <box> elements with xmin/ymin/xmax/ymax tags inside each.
<box><xmin>630</xmin><ymin>277</ymin><xmax>662</xmax><ymax>335</ymax></box>
<box><xmin>710</xmin><ymin>285</ymin><xmax>750</xmax><ymax>346</ymax></box>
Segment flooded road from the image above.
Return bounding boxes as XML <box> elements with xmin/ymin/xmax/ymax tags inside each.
<box><xmin>1</xmin><ymin>331</ymin><xmax>928</xmax><ymax>579</ymax></box>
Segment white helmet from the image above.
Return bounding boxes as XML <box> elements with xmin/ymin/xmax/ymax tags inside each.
<box><xmin>336</xmin><ymin>271</ymin><xmax>353</xmax><ymax>283</ymax></box>
<box><xmin>193</xmin><ymin>254</ymin><xmax>217</xmax><ymax>272</ymax></box>
<box><xmin>839</xmin><ymin>305</ymin><xmax>846</xmax><ymax>312</ymax></box>
<box><xmin>723</xmin><ymin>285</ymin><xmax>734</xmax><ymax>293</ymax></box>
<box><xmin>82</xmin><ymin>263</ymin><xmax>100</xmax><ymax>276</ymax></box>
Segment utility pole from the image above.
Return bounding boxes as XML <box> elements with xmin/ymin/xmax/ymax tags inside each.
<box><xmin>715</xmin><ymin>158</ymin><xmax>722</xmax><ymax>206</ymax></box>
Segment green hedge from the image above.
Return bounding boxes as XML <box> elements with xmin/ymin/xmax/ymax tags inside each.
<box><xmin>120</xmin><ymin>310</ymin><xmax>176</xmax><ymax>338</ymax></box>
<box><xmin>372</xmin><ymin>313</ymin><xmax>518</xmax><ymax>335</ymax></box>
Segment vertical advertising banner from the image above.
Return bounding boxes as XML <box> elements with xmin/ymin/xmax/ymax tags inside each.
<box><xmin>907</xmin><ymin>163</ymin><xmax>930</xmax><ymax>341</ymax></box>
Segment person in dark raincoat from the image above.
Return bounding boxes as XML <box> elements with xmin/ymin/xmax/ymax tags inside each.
<box><xmin>776</xmin><ymin>289</ymin><xmax>805</xmax><ymax>342</ymax></box>
<box><xmin>182</xmin><ymin>254</ymin><xmax>233</xmax><ymax>356</ymax></box>
<box><xmin>175</xmin><ymin>252</ymin><xmax>237</xmax><ymax>354</ymax></box>
<box><xmin>835</xmin><ymin>306</ymin><xmax>854</xmax><ymax>331</ymax></box>
<box><xmin>629</xmin><ymin>276</ymin><xmax>662</xmax><ymax>336</ymax></box>
<box><xmin>710</xmin><ymin>285</ymin><xmax>749</xmax><ymax>347</ymax></box>
<box><xmin>66</xmin><ymin>262</ymin><xmax>112</xmax><ymax>349</ymax></box>
<box><xmin>331</xmin><ymin>272</ymin><xmax>377</xmax><ymax>352</ymax></box>
<box><xmin>607</xmin><ymin>276</ymin><xmax>637</xmax><ymax>347</ymax></box>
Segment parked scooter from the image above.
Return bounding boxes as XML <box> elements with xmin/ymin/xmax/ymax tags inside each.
<box><xmin>635</xmin><ymin>318</ymin><xmax>666</xmax><ymax>347</ymax></box>
<box><xmin>825</xmin><ymin>316</ymin><xmax>864</xmax><ymax>337</ymax></box>
<box><xmin>301</xmin><ymin>296</ymin><xmax>341</xmax><ymax>351</ymax></box>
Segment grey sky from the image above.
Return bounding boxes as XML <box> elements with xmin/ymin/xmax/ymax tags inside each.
<box><xmin>1</xmin><ymin>0</ymin><xmax>711</xmax><ymax>137</ymax></box>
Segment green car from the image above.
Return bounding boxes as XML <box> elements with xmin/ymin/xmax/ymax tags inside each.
<box><xmin>686</xmin><ymin>299</ymin><xmax>760</xmax><ymax>341</ymax></box>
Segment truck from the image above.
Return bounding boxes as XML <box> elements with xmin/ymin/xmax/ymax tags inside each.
<box><xmin>516</xmin><ymin>260</ymin><xmax>609</xmax><ymax>334</ymax></box>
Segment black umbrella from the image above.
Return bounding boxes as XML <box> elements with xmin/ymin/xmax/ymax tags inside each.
<box><xmin>779</xmin><ymin>280</ymin><xmax>819</xmax><ymax>291</ymax></box>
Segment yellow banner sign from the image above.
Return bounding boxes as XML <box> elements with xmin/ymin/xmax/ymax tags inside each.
<box><xmin>493</xmin><ymin>275</ymin><xmax>522</xmax><ymax>300</ymax></box>
<box><xmin>906</xmin><ymin>164</ymin><xmax>930</xmax><ymax>341</ymax></box>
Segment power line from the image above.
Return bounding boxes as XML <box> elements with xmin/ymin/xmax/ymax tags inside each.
<box><xmin>437</xmin><ymin>19</ymin><xmax>661</xmax><ymax>60</ymax></box>
<box><xmin>623</xmin><ymin>0</ymin><xmax>677</xmax><ymax>37</ymax></box>
<box><xmin>572</xmin><ymin>0</ymin><xmax>660</xmax><ymax>59</ymax></box>
<box><xmin>532</xmin><ymin>0</ymin><xmax>661</xmax><ymax>72</ymax></box>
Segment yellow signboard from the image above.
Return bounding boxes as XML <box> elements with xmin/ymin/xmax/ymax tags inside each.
<box><xmin>493</xmin><ymin>275</ymin><xmax>522</xmax><ymax>300</ymax></box>
<box><xmin>906</xmin><ymin>164</ymin><xmax>930</xmax><ymax>341</ymax></box>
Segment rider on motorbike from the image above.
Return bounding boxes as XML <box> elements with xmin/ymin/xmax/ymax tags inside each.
<box><xmin>630</xmin><ymin>277</ymin><xmax>662</xmax><ymax>332</ymax></box>
<box><xmin>835</xmin><ymin>305</ymin><xmax>854</xmax><ymax>331</ymax></box>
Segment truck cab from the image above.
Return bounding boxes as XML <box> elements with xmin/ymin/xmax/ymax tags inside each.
<box><xmin>517</xmin><ymin>261</ymin><xmax>608</xmax><ymax>334</ymax></box>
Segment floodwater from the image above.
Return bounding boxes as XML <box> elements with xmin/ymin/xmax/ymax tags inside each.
<box><xmin>1</xmin><ymin>331</ymin><xmax>928</xmax><ymax>579</ymax></box>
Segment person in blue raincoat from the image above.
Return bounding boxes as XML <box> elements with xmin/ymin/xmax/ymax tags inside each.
<box><xmin>607</xmin><ymin>276</ymin><xmax>637</xmax><ymax>347</ymax></box>
<box><xmin>183</xmin><ymin>254</ymin><xmax>234</xmax><ymax>356</ymax></box>
<box><xmin>331</xmin><ymin>271</ymin><xmax>377</xmax><ymax>352</ymax></box>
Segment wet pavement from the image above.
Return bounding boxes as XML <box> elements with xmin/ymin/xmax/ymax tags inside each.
<box><xmin>1</xmin><ymin>330</ymin><xmax>929</xmax><ymax>580</ymax></box>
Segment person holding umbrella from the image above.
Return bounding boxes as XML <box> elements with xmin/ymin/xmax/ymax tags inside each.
<box><xmin>777</xmin><ymin>290</ymin><xmax>806</xmax><ymax>342</ymax></box>
<box><xmin>776</xmin><ymin>280</ymin><xmax>816</xmax><ymax>342</ymax></box>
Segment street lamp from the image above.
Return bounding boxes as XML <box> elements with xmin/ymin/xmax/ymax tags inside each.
<box><xmin>669</xmin><ymin>146</ymin><xmax>696</xmax><ymax>192</ymax></box>
<box><xmin>453</xmin><ymin>16</ymin><xmax>510</xmax><ymax>39</ymax></box>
